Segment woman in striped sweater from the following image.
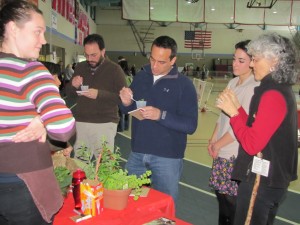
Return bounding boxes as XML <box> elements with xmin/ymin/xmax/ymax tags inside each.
<box><xmin>0</xmin><ymin>1</ymin><xmax>75</xmax><ymax>225</ymax></box>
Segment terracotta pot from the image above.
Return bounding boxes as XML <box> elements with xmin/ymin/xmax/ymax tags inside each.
<box><xmin>103</xmin><ymin>188</ymin><xmax>132</xmax><ymax>210</ymax></box>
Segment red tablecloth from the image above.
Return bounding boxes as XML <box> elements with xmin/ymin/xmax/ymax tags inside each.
<box><xmin>53</xmin><ymin>188</ymin><xmax>191</xmax><ymax>225</ymax></box>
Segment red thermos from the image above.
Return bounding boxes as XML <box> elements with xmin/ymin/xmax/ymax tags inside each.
<box><xmin>72</xmin><ymin>169</ymin><xmax>86</xmax><ymax>210</ymax></box>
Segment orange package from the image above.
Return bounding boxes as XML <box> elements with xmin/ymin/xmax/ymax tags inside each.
<box><xmin>80</xmin><ymin>181</ymin><xmax>103</xmax><ymax>216</ymax></box>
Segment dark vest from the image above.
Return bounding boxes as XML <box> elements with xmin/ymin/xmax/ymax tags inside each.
<box><xmin>232</xmin><ymin>75</ymin><xmax>298</xmax><ymax>188</ymax></box>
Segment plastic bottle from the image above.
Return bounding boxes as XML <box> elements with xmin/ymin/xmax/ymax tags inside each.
<box><xmin>72</xmin><ymin>169</ymin><xmax>86</xmax><ymax>210</ymax></box>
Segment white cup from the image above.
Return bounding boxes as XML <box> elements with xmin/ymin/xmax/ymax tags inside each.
<box><xmin>81</xmin><ymin>85</ymin><xmax>89</xmax><ymax>91</ymax></box>
<box><xmin>136</xmin><ymin>100</ymin><xmax>147</xmax><ymax>108</ymax></box>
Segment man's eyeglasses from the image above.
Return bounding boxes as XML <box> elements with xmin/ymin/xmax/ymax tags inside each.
<box><xmin>84</xmin><ymin>53</ymin><xmax>98</xmax><ymax>59</ymax></box>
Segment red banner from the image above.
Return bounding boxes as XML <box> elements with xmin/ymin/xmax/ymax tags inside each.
<box><xmin>51</xmin><ymin>0</ymin><xmax>89</xmax><ymax>45</ymax></box>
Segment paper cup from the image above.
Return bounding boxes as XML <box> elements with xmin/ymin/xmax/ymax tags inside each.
<box><xmin>81</xmin><ymin>85</ymin><xmax>89</xmax><ymax>91</ymax></box>
<box><xmin>136</xmin><ymin>101</ymin><xmax>146</xmax><ymax>108</ymax></box>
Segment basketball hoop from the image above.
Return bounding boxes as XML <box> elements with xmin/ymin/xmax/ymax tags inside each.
<box><xmin>192</xmin><ymin>52</ymin><xmax>204</xmax><ymax>61</ymax></box>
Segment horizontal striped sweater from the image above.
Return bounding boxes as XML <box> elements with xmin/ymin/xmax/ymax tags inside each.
<box><xmin>0</xmin><ymin>52</ymin><xmax>75</xmax><ymax>142</ymax></box>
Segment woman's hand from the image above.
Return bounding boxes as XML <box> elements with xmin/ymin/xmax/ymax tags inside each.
<box><xmin>216</xmin><ymin>88</ymin><xmax>240</xmax><ymax>117</ymax></box>
<box><xmin>12</xmin><ymin>116</ymin><xmax>46</xmax><ymax>143</ymax></box>
<box><xmin>208</xmin><ymin>139</ymin><xmax>219</xmax><ymax>159</ymax></box>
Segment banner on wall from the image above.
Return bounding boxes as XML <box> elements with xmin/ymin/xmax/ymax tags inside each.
<box><xmin>51</xmin><ymin>0</ymin><xmax>89</xmax><ymax>45</ymax></box>
<box><xmin>52</xmin><ymin>0</ymin><xmax>57</xmax><ymax>10</ymax></box>
<box><xmin>68</xmin><ymin>0</ymin><xmax>75</xmax><ymax>25</ymax></box>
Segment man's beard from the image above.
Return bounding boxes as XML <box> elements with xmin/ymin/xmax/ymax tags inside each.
<box><xmin>88</xmin><ymin>55</ymin><xmax>104</xmax><ymax>68</ymax></box>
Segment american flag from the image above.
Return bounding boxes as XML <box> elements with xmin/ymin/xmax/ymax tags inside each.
<box><xmin>184</xmin><ymin>30</ymin><xmax>212</xmax><ymax>49</ymax></box>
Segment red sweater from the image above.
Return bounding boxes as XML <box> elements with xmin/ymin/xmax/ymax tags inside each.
<box><xmin>230</xmin><ymin>90</ymin><xmax>287</xmax><ymax>155</ymax></box>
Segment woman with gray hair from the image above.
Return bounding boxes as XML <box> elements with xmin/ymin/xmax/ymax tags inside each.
<box><xmin>216</xmin><ymin>33</ymin><xmax>298</xmax><ymax>225</ymax></box>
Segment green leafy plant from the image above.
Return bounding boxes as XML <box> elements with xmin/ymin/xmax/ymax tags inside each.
<box><xmin>103</xmin><ymin>169</ymin><xmax>151</xmax><ymax>200</ymax></box>
<box><xmin>76</xmin><ymin>141</ymin><xmax>152</xmax><ymax>200</ymax></box>
<box><xmin>54</xmin><ymin>166</ymin><xmax>72</xmax><ymax>196</ymax></box>
<box><xmin>75</xmin><ymin>142</ymin><xmax>121</xmax><ymax>181</ymax></box>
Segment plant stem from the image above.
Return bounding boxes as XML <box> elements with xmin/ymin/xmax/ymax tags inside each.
<box><xmin>94</xmin><ymin>152</ymin><xmax>102</xmax><ymax>181</ymax></box>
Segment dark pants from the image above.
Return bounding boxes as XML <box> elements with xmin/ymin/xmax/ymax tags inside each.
<box><xmin>234</xmin><ymin>182</ymin><xmax>286</xmax><ymax>225</ymax></box>
<box><xmin>0</xmin><ymin>181</ymin><xmax>52</xmax><ymax>225</ymax></box>
<box><xmin>118</xmin><ymin>110</ymin><xmax>130</xmax><ymax>132</ymax></box>
<box><xmin>215</xmin><ymin>191</ymin><xmax>237</xmax><ymax>225</ymax></box>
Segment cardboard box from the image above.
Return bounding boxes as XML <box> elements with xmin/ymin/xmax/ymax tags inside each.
<box><xmin>80</xmin><ymin>181</ymin><xmax>103</xmax><ymax>216</ymax></box>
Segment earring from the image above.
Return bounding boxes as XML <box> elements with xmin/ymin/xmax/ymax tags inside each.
<box><xmin>270</xmin><ymin>66</ymin><xmax>275</xmax><ymax>72</ymax></box>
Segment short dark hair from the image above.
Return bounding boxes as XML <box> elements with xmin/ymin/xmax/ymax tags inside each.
<box><xmin>0</xmin><ymin>0</ymin><xmax>42</xmax><ymax>43</ymax></box>
<box><xmin>118</xmin><ymin>60</ymin><xmax>130</xmax><ymax>75</ymax></box>
<box><xmin>83</xmin><ymin>34</ymin><xmax>105</xmax><ymax>50</ymax></box>
<box><xmin>151</xmin><ymin>36</ymin><xmax>177</xmax><ymax>60</ymax></box>
<box><xmin>235</xmin><ymin>40</ymin><xmax>251</xmax><ymax>56</ymax></box>
<box><xmin>41</xmin><ymin>61</ymin><xmax>61</xmax><ymax>75</ymax></box>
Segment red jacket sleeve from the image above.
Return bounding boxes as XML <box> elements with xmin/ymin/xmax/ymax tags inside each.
<box><xmin>230</xmin><ymin>90</ymin><xmax>287</xmax><ymax>155</ymax></box>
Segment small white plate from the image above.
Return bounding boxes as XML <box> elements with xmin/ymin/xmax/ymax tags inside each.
<box><xmin>76</xmin><ymin>91</ymin><xmax>88</xmax><ymax>94</ymax></box>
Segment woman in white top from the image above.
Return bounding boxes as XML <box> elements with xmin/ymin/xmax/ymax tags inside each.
<box><xmin>208</xmin><ymin>40</ymin><xmax>259</xmax><ymax>225</ymax></box>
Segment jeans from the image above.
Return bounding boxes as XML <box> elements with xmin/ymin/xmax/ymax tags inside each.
<box><xmin>234</xmin><ymin>182</ymin><xmax>287</xmax><ymax>225</ymax></box>
<box><xmin>0</xmin><ymin>181</ymin><xmax>52</xmax><ymax>225</ymax></box>
<box><xmin>126</xmin><ymin>152</ymin><xmax>183</xmax><ymax>203</ymax></box>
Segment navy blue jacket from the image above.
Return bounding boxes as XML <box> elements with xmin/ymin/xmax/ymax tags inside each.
<box><xmin>120</xmin><ymin>64</ymin><xmax>198</xmax><ymax>159</ymax></box>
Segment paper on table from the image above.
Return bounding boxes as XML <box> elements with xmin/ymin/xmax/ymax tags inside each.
<box><xmin>143</xmin><ymin>217</ymin><xmax>176</xmax><ymax>225</ymax></box>
<box><xmin>70</xmin><ymin>214</ymin><xmax>92</xmax><ymax>223</ymax></box>
<box><xmin>130</xmin><ymin>187</ymin><xmax>150</xmax><ymax>197</ymax></box>
<box><xmin>128</xmin><ymin>108</ymin><xmax>145</xmax><ymax>120</ymax></box>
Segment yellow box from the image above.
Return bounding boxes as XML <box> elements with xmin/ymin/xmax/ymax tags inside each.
<box><xmin>80</xmin><ymin>181</ymin><xmax>103</xmax><ymax>216</ymax></box>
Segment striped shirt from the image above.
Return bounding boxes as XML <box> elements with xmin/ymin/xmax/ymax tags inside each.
<box><xmin>0</xmin><ymin>53</ymin><xmax>75</xmax><ymax>142</ymax></box>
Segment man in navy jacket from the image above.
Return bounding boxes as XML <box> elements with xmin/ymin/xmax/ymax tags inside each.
<box><xmin>119</xmin><ymin>36</ymin><xmax>198</xmax><ymax>202</ymax></box>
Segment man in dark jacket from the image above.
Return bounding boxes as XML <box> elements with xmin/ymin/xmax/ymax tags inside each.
<box><xmin>119</xmin><ymin>36</ymin><xmax>198</xmax><ymax>202</ymax></box>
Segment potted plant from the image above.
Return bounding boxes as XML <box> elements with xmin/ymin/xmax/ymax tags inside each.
<box><xmin>76</xmin><ymin>141</ymin><xmax>152</xmax><ymax>210</ymax></box>
<box><xmin>52</xmin><ymin>152</ymin><xmax>80</xmax><ymax>196</ymax></box>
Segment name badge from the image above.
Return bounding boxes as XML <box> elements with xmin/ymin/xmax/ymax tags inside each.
<box><xmin>251</xmin><ymin>156</ymin><xmax>270</xmax><ymax>177</ymax></box>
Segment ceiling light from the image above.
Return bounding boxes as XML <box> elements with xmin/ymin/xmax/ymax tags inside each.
<box><xmin>186</xmin><ymin>0</ymin><xmax>199</xmax><ymax>3</ymax></box>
